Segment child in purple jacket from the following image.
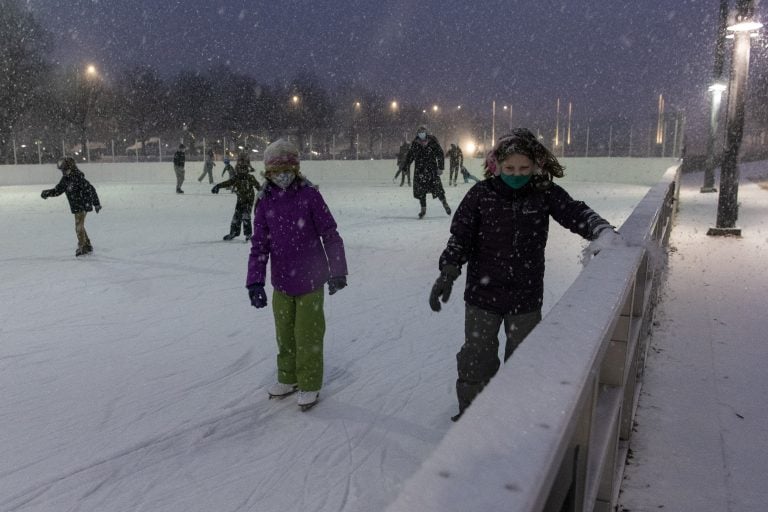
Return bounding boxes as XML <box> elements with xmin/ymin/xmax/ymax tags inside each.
<box><xmin>246</xmin><ymin>139</ymin><xmax>348</xmax><ymax>410</ymax></box>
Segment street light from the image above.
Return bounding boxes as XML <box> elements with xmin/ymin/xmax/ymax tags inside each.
<box><xmin>701</xmin><ymin>82</ymin><xmax>727</xmax><ymax>192</ymax></box>
<box><xmin>702</xmin><ymin>0</ymin><xmax>729</xmax><ymax>193</ymax></box>
<box><xmin>707</xmin><ymin>0</ymin><xmax>762</xmax><ymax>237</ymax></box>
<box><xmin>503</xmin><ymin>104</ymin><xmax>512</xmax><ymax>131</ymax></box>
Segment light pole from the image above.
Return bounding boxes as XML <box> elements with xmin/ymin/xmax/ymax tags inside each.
<box><xmin>708</xmin><ymin>0</ymin><xmax>762</xmax><ymax>237</ymax></box>
<box><xmin>491</xmin><ymin>100</ymin><xmax>496</xmax><ymax>144</ymax></box>
<box><xmin>702</xmin><ymin>0</ymin><xmax>730</xmax><ymax>193</ymax></box>
<box><xmin>702</xmin><ymin>83</ymin><xmax>727</xmax><ymax>192</ymax></box>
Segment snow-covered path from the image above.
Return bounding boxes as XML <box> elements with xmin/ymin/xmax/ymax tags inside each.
<box><xmin>0</xmin><ymin>161</ymin><xmax>658</xmax><ymax>512</ymax></box>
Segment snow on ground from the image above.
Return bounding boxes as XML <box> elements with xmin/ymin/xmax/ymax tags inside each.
<box><xmin>0</xmin><ymin>158</ymin><xmax>666</xmax><ymax>512</ymax></box>
<box><xmin>618</xmin><ymin>163</ymin><xmax>768</xmax><ymax>512</ymax></box>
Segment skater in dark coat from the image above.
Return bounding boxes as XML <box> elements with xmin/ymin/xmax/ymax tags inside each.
<box><xmin>428</xmin><ymin>128</ymin><xmax>621</xmax><ymax>421</ymax></box>
<box><xmin>460</xmin><ymin>165</ymin><xmax>480</xmax><ymax>183</ymax></box>
<box><xmin>173</xmin><ymin>144</ymin><xmax>186</xmax><ymax>193</ymax></box>
<box><xmin>198</xmin><ymin>148</ymin><xmax>215</xmax><ymax>184</ymax></box>
<box><xmin>401</xmin><ymin>125</ymin><xmax>450</xmax><ymax>218</ymax></box>
<box><xmin>40</xmin><ymin>157</ymin><xmax>101</xmax><ymax>257</ymax></box>
<box><xmin>221</xmin><ymin>157</ymin><xmax>235</xmax><ymax>180</ymax></box>
<box><xmin>393</xmin><ymin>140</ymin><xmax>411</xmax><ymax>186</ymax></box>
<box><xmin>446</xmin><ymin>143</ymin><xmax>464</xmax><ymax>186</ymax></box>
<box><xmin>211</xmin><ymin>160</ymin><xmax>261</xmax><ymax>240</ymax></box>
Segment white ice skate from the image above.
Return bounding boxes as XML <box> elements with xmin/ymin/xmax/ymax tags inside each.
<box><xmin>268</xmin><ymin>382</ymin><xmax>297</xmax><ymax>399</ymax></box>
<box><xmin>297</xmin><ymin>390</ymin><xmax>319</xmax><ymax>411</ymax></box>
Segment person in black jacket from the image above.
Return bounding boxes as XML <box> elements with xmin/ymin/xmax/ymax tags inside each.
<box><xmin>393</xmin><ymin>140</ymin><xmax>411</xmax><ymax>186</ymax></box>
<box><xmin>428</xmin><ymin>129</ymin><xmax>620</xmax><ymax>421</ymax></box>
<box><xmin>198</xmin><ymin>148</ymin><xmax>215</xmax><ymax>184</ymax></box>
<box><xmin>211</xmin><ymin>159</ymin><xmax>261</xmax><ymax>240</ymax></box>
<box><xmin>41</xmin><ymin>157</ymin><xmax>102</xmax><ymax>257</ymax></box>
<box><xmin>401</xmin><ymin>126</ymin><xmax>450</xmax><ymax>218</ymax></box>
<box><xmin>446</xmin><ymin>143</ymin><xmax>464</xmax><ymax>186</ymax></box>
<box><xmin>173</xmin><ymin>143</ymin><xmax>186</xmax><ymax>193</ymax></box>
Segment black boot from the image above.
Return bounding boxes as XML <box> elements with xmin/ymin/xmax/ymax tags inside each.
<box><xmin>418</xmin><ymin>206</ymin><xmax>426</xmax><ymax>219</ymax></box>
<box><xmin>223</xmin><ymin>233</ymin><xmax>237</xmax><ymax>241</ymax></box>
<box><xmin>442</xmin><ymin>200</ymin><xmax>451</xmax><ymax>215</ymax></box>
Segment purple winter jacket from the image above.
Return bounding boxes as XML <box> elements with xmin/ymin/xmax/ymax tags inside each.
<box><xmin>246</xmin><ymin>179</ymin><xmax>347</xmax><ymax>296</ymax></box>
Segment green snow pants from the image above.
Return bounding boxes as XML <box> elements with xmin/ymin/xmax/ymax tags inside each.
<box><xmin>272</xmin><ymin>287</ymin><xmax>326</xmax><ymax>392</ymax></box>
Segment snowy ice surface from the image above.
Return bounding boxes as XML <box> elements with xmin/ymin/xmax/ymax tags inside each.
<box><xmin>0</xmin><ymin>158</ymin><xmax>666</xmax><ymax>512</ymax></box>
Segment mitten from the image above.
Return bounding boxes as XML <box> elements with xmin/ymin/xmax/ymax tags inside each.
<box><xmin>429</xmin><ymin>264</ymin><xmax>460</xmax><ymax>312</ymax></box>
<box><xmin>247</xmin><ymin>283</ymin><xmax>267</xmax><ymax>308</ymax></box>
<box><xmin>328</xmin><ymin>276</ymin><xmax>347</xmax><ymax>295</ymax></box>
<box><xmin>211</xmin><ymin>185</ymin><xmax>220</xmax><ymax>194</ymax></box>
<box><xmin>95</xmin><ymin>205</ymin><xmax>102</xmax><ymax>213</ymax></box>
<box><xmin>41</xmin><ymin>190</ymin><xmax>51</xmax><ymax>199</ymax></box>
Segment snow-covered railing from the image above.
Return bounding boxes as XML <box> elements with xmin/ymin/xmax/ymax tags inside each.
<box><xmin>385</xmin><ymin>164</ymin><xmax>681</xmax><ymax>512</ymax></box>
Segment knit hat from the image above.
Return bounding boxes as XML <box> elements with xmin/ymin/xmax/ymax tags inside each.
<box><xmin>484</xmin><ymin>128</ymin><xmax>564</xmax><ymax>178</ymax></box>
<box><xmin>263</xmin><ymin>139</ymin><xmax>300</xmax><ymax>173</ymax></box>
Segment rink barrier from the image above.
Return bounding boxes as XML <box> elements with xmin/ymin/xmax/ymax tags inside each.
<box><xmin>384</xmin><ymin>164</ymin><xmax>681</xmax><ymax>512</ymax></box>
<box><xmin>0</xmin><ymin>157</ymin><xmax>676</xmax><ymax>187</ymax></box>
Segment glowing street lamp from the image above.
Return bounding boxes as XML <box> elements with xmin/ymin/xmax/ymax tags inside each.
<box><xmin>708</xmin><ymin>0</ymin><xmax>762</xmax><ymax>236</ymax></box>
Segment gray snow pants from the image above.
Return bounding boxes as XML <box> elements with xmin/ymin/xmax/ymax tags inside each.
<box><xmin>455</xmin><ymin>305</ymin><xmax>542</xmax><ymax>415</ymax></box>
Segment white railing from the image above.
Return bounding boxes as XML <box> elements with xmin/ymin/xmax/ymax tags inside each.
<box><xmin>385</xmin><ymin>164</ymin><xmax>681</xmax><ymax>512</ymax></box>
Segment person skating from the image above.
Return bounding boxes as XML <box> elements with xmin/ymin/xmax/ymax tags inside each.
<box><xmin>446</xmin><ymin>143</ymin><xmax>464</xmax><ymax>186</ymax></box>
<box><xmin>428</xmin><ymin>128</ymin><xmax>621</xmax><ymax>421</ymax></box>
<box><xmin>401</xmin><ymin>125</ymin><xmax>450</xmax><ymax>218</ymax></box>
<box><xmin>173</xmin><ymin>143</ymin><xmax>186</xmax><ymax>193</ymax></box>
<box><xmin>393</xmin><ymin>140</ymin><xmax>411</xmax><ymax>186</ymax></box>
<box><xmin>211</xmin><ymin>159</ymin><xmax>261</xmax><ymax>241</ymax></box>
<box><xmin>198</xmin><ymin>148</ymin><xmax>215</xmax><ymax>184</ymax></box>
<box><xmin>246</xmin><ymin>139</ymin><xmax>348</xmax><ymax>411</ymax></box>
<box><xmin>460</xmin><ymin>165</ymin><xmax>480</xmax><ymax>184</ymax></box>
<box><xmin>221</xmin><ymin>157</ymin><xmax>234</xmax><ymax>180</ymax></box>
<box><xmin>40</xmin><ymin>157</ymin><xmax>102</xmax><ymax>257</ymax></box>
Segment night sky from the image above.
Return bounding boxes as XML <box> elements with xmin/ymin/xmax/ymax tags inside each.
<box><xmin>23</xmin><ymin>0</ymin><xmax>768</xmax><ymax>139</ymax></box>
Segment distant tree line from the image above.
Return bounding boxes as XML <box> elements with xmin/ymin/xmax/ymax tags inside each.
<box><xmin>0</xmin><ymin>1</ymin><xmax>485</xmax><ymax>164</ymax></box>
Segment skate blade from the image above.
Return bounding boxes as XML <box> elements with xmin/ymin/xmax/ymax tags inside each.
<box><xmin>268</xmin><ymin>390</ymin><xmax>297</xmax><ymax>400</ymax></box>
<box><xmin>299</xmin><ymin>400</ymin><xmax>318</xmax><ymax>412</ymax></box>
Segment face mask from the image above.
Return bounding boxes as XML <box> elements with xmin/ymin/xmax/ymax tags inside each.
<box><xmin>500</xmin><ymin>174</ymin><xmax>531</xmax><ymax>189</ymax></box>
<box><xmin>417</xmin><ymin>132</ymin><xmax>427</xmax><ymax>140</ymax></box>
<box><xmin>271</xmin><ymin>171</ymin><xmax>296</xmax><ymax>189</ymax></box>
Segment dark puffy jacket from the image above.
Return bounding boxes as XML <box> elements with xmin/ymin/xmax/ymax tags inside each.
<box><xmin>173</xmin><ymin>150</ymin><xmax>185</xmax><ymax>167</ymax></box>
<box><xmin>44</xmin><ymin>170</ymin><xmax>100</xmax><ymax>214</ymax></box>
<box><xmin>216</xmin><ymin>173</ymin><xmax>260</xmax><ymax>206</ymax></box>
<box><xmin>403</xmin><ymin>135</ymin><xmax>445</xmax><ymax>199</ymax></box>
<box><xmin>438</xmin><ymin>177</ymin><xmax>612</xmax><ymax>315</ymax></box>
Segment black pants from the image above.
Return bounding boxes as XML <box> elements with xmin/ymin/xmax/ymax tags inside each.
<box><xmin>229</xmin><ymin>202</ymin><xmax>253</xmax><ymax>237</ymax></box>
<box><xmin>455</xmin><ymin>305</ymin><xmax>542</xmax><ymax>414</ymax></box>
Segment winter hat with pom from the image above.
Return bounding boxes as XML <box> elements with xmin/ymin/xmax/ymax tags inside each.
<box><xmin>484</xmin><ymin>128</ymin><xmax>565</xmax><ymax>179</ymax></box>
<box><xmin>263</xmin><ymin>139</ymin><xmax>300</xmax><ymax>173</ymax></box>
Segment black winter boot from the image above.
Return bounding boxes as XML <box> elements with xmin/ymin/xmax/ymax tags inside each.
<box><xmin>418</xmin><ymin>207</ymin><xmax>426</xmax><ymax>219</ymax></box>
<box><xmin>442</xmin><ymin>200</ymin><xmax>451</xmax><ymax>215</ymax></box>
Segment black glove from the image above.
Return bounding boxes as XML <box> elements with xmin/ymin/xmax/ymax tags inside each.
<box><xmin>211</xmin><ymin>185</ymin><xmax>220</xmax><ymax>194</ymax></box>
<box><xmin>247</xmin><ymin>283</ymin><xmax>267</xmax><ymax>308</ymax></box>
<box><xmin>41</xmin><ymin>190</ymin><xmax>51</xmax><ymax>199</ymax></box>
<box><xmin>328</xmin><ymin>276</ymin><xmax>347</xmax><ymax>295</ymax></box>
<box><xmin>429</xmin><ymin>264</ymin><xmax>460</xmax><ymax>312</ymax></box>
<box><xmin>95</xmin><ymin>205</ymin><xmax>101</xmax><ymax>213</ymax></box>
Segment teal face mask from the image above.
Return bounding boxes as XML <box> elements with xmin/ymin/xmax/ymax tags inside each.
<box><xmin>500</xmin><ymin>174</ymin><xmax>531</xmax><ymax>189</ymax></box>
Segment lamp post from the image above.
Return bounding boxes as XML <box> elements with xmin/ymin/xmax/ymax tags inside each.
<box><xmin>708</xmin><ymin>0</ymin><xmax>762</xmax><ymax>236</ymax></box>
<box><xmin>491</xmin><ymin>100</ymin><xmax>496</xmax><ymax>144</ymax></box>
<box><xmin>702</xmin><ymin>0</ymin><xmax>730</xmax><ymax>193</ymax></box>
<box><xmin>702</xmin><ymin>82</ymin><xmax>727</xmax><ymax>192</ymax></box>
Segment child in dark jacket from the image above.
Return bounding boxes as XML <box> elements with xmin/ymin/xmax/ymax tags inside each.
<box><xmin>41</xmin><ymin>157</ymin><xmax>101</xmax><ymax>257</ymax></box>
<box><xmin>211</xmin><ymin>160</ymin><xmax>261</xmax><ymax>240</ymax></box>
<box><xmin>429</xmin><ymin>128</ymin><xmax>620</xmax><ymax>421</ymax></box>
<box><xmin>246</xmin><ymin>139</ymin><xmax>348</xmax><ymax>410</ymax></box>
